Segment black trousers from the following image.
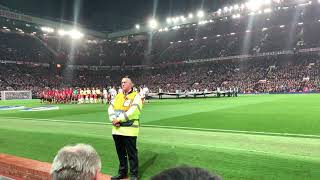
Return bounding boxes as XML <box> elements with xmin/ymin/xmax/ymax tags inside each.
<box><xmin>113</xmin><ymin>135</ymin><xmax>138</xmax><ymax>177</ymax></box>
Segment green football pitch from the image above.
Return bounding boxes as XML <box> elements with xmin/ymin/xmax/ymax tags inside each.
<box><xmin>0</xmin><ymin>94</ymin><xmax>320</xmax><ymax>179</ymax></box>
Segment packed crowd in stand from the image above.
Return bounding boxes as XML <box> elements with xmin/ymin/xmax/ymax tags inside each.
<box><xmin>1</xmin><ymin>53</ymin><xmax>320</xmax><ymax>98</ymax></box>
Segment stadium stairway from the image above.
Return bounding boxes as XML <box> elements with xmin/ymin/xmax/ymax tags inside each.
<box><xmin>0</xmin><ymin>154</ymin><xmax>123</xmax><ymax>180</ymax></box>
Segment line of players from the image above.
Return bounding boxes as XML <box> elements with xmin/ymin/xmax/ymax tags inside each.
<box><xmin>39</xmin><ymin>86</ymin><xmax>149</xmax><ymax>104</ymax></box>
<box><xmin>40</xmin><ymin>88</ymin><xmax>104</xmax><ymax>104</ymax></box>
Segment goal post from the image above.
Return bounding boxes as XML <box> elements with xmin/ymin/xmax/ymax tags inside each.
<box><xmin>0</xmin><ymin>90</ymin><xmax>32</xmax><ymax>100</ymax></box>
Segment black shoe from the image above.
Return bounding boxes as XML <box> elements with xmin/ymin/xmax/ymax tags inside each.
<box><xmin>111</xmin><ymin>174</ymin><xmax>128</xmax><ymax>180</ymax></box>
<box><xmin>130</xmin><ymin>176</ymin><xmax>138</xmax><ymax>180</ymax></box>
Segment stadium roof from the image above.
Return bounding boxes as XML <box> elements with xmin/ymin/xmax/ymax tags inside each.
<box><xmin>0</xmin><ymin>0</ymin><xmax>234</xmax><ymax>33</ymax></box>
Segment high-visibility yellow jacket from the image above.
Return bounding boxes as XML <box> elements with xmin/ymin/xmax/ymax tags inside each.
<box><xmin>108</xmin><ymin>89</ymin><xmax>142</xmax><ymax>136</ymax></box>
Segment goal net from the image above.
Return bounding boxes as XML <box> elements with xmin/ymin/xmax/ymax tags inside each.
<box><xmin>0</xmin><ymin>90</ymin><xmax>32</xmax><ymax>100</ymax></box>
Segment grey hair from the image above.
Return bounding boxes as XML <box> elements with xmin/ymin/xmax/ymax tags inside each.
<box><xmin>122</xmin><ymin>77</ymin><xmax>133</xmax><ymax>86</ymax></box>
<box><xmin>50</xmin><ymin>144</ymin><xmax>101</xmax><ymax>180</ymax></box>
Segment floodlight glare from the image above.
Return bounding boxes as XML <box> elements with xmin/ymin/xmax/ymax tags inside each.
<box><xmin>246</xmin><ymin>0</ymin><xmax>262</xmax><ymax>11</ymax></box>
<box><xmin>69</xmin><ymin>29</ymin><xmax>84</xmax><ymax>39</ymax></box>
<box><xmin>148</xmin><ymin>19</ymin><xmax>158</xmax><ymax>29</ymax></box>
<box><xmin>58</xmin><ymin>29</ymin><xmax>67</xmax><ymax>36</ymax></box>
<box><xmin>264</xmin><ymin>8</ymin><xmax>272</xmax><ymax>13</ymax></box>
<box><xmin>197</xmin><ymin>10</ymin><xmax>204</xmax><ymax>18</ymax></box>
<box><xmin>188</xmin><ymin>13</ymin><xmax>193</xmax><ymax>18</ymax></box>
<box><xmin>135</xmin><ymin>24</ymin><xmax>140</xmax><ymax>29</ymax></box>
<box><xmin>41</xmin><ymin>26</ymin><xmax>54</xmax><ymax>33</ymax></box>
<box><xmin>166</xmin><ymin>17</ymin><xmax>172</xmax><ymax>24</ymax></box>
<box><xmin>172</xmin><ymin>17</ymin><xmax>179</xmax><ymax>23</ymax></box>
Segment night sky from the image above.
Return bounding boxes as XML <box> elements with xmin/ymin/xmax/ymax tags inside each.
<box><xmin>0</xmin><ymin>0</ymin><xmax>236</xmax><ymax>32</ymax></box>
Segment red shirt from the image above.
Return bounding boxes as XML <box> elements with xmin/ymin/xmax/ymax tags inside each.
<box><xmin>48</xmin><ymin>90</ymin><xmax>53</xmax><ymax>96</ymax></box>
<box><xmin>68</xmin><ymin>89</ymin><xmax>73</xmax><ymax>95</ymax></box>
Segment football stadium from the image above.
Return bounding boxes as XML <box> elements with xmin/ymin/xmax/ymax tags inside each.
<box><xmin>0</xmin><ymin>0</ymin><xmax>320</xmax><ymax>180</ymax></box>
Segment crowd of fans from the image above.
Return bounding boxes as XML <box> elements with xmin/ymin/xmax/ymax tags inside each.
<box><xmin>1</xmin><ymin>53</ymin><xmax>320</xmax><ymax>97</ymax></box>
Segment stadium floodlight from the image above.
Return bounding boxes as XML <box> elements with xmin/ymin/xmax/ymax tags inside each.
<box><xmin>224</xmin><ymin>7</ymin><xmax>228</xmax><ymax>12</ymax></box>
<box><xmin>216</xmin><ymin>34</ymin><xmax>221</xmax><ymax>37</ymax></box>
<box><xmin>198</xmin><ymin>20</ymin><xmax>208</xmax><ymax>25</ymax></box>
<box><xmin>246</xmin><ymin>0</ymin><xmax>263</xmax><ymax>11</ymax></box>
<box><xmin>170</xmin><ymin>41</ymin><xmax>174</xmax><ymax>44</ymax></box>
<box><xmin>172</xmin><ymin>25</ymin><xmax>180</xmax><ymax>30</ymax></box>
<box><xmin>217</xmin><ymin>9</ymin><xmax>222</xmax><ymax>15</ymax></box>
<box><xmin>41</xmin><ymin>26</ymin><xmax>54</xmax><ymax>33</ymax></box>
<box><xmin>318</xmin><ymin>19</ymin><xmax>320</xmax><ymax>22</ymax></box>
<box><xmin>190</xmin><ymin>38</ymin><xmax>194</xmax><ymax>41</ymax></box>
<box><xmin>230</xmin><ymin>32</ymin><xmax>236</xmax><ymax>35</ymax></box>
<box><xmin>197</xmin><ymin>10</ymin><xmax>204</xmax><ymax>18</ymax></box>
<box><xmin>3</xmin><ymin>26</ymin><xmax>7</xmax><ymax>29</ymax></box>
<box><xmin>232</xmin><ymin>14</ymin><xmax>241</xmax><ymax>19</ymax></box>
<box><xmin>188</xmin><ymin>13</ymin><xmax>193</xmax><ymax>19</ymax></box>
<box><xmin>135</xmin><ymin>24</ymin><xmax>140</xmax><ymax>30</ymax></box>
<box><xmin>58</xmin><ymin>29</ymin><xmax>67</xmax><ymax>36</ymax></box>
<box><xmin>202</xmin><ymin>36</ymin><xmax>207</xmax><ymax>39</ymax></box>
<box><xmin>69</xmin><ymin>29</ymin><xmax>84</xmax><ymax>39</ymax></box>
<box><xmin>177</xmin><ymin>40</ymin><xmax>182</xmax><ymax>43</ymax></box>
<box><xmin>279</xmin><ymin>25</ymin><xmax>285</xmax><ymax>28</ymax></box>
<box><xmin>264</xmin><ymin>8</ymin><xmax>272</xmax><ymax>13</ymax></box>
<box><xmin>148</xmin><ymin>18</ymin><xmax>158</xmax><ymax>29</ymax></box>
<box><xmin>166</xmin><ymin>17</ymin><xmax>172</xmax><ymax>24</ymax></box>
<box><xmin>163</xmin><ymin>27</ymin><xmax>169</xmax><ymax>31</ymax></box>
<box><xmin>298</xmin><ymin>22</ymin><xmax>304</xmax><ymax>25</ymax></box>
<box><xmin>172</xmin><ymin>17</ymin><xmax>179</xmax><ymax>23</ymax></box>
<box><xmin>264</xmin><ymin>0</ymin><xmax>272</xmax><ymax>5</ymax></box>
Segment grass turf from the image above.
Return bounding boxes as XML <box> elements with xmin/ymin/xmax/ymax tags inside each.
<box><xmin>0</xmin><ymin>94</ymin><xmax>320</xmax><ymax>179</ymax></box>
